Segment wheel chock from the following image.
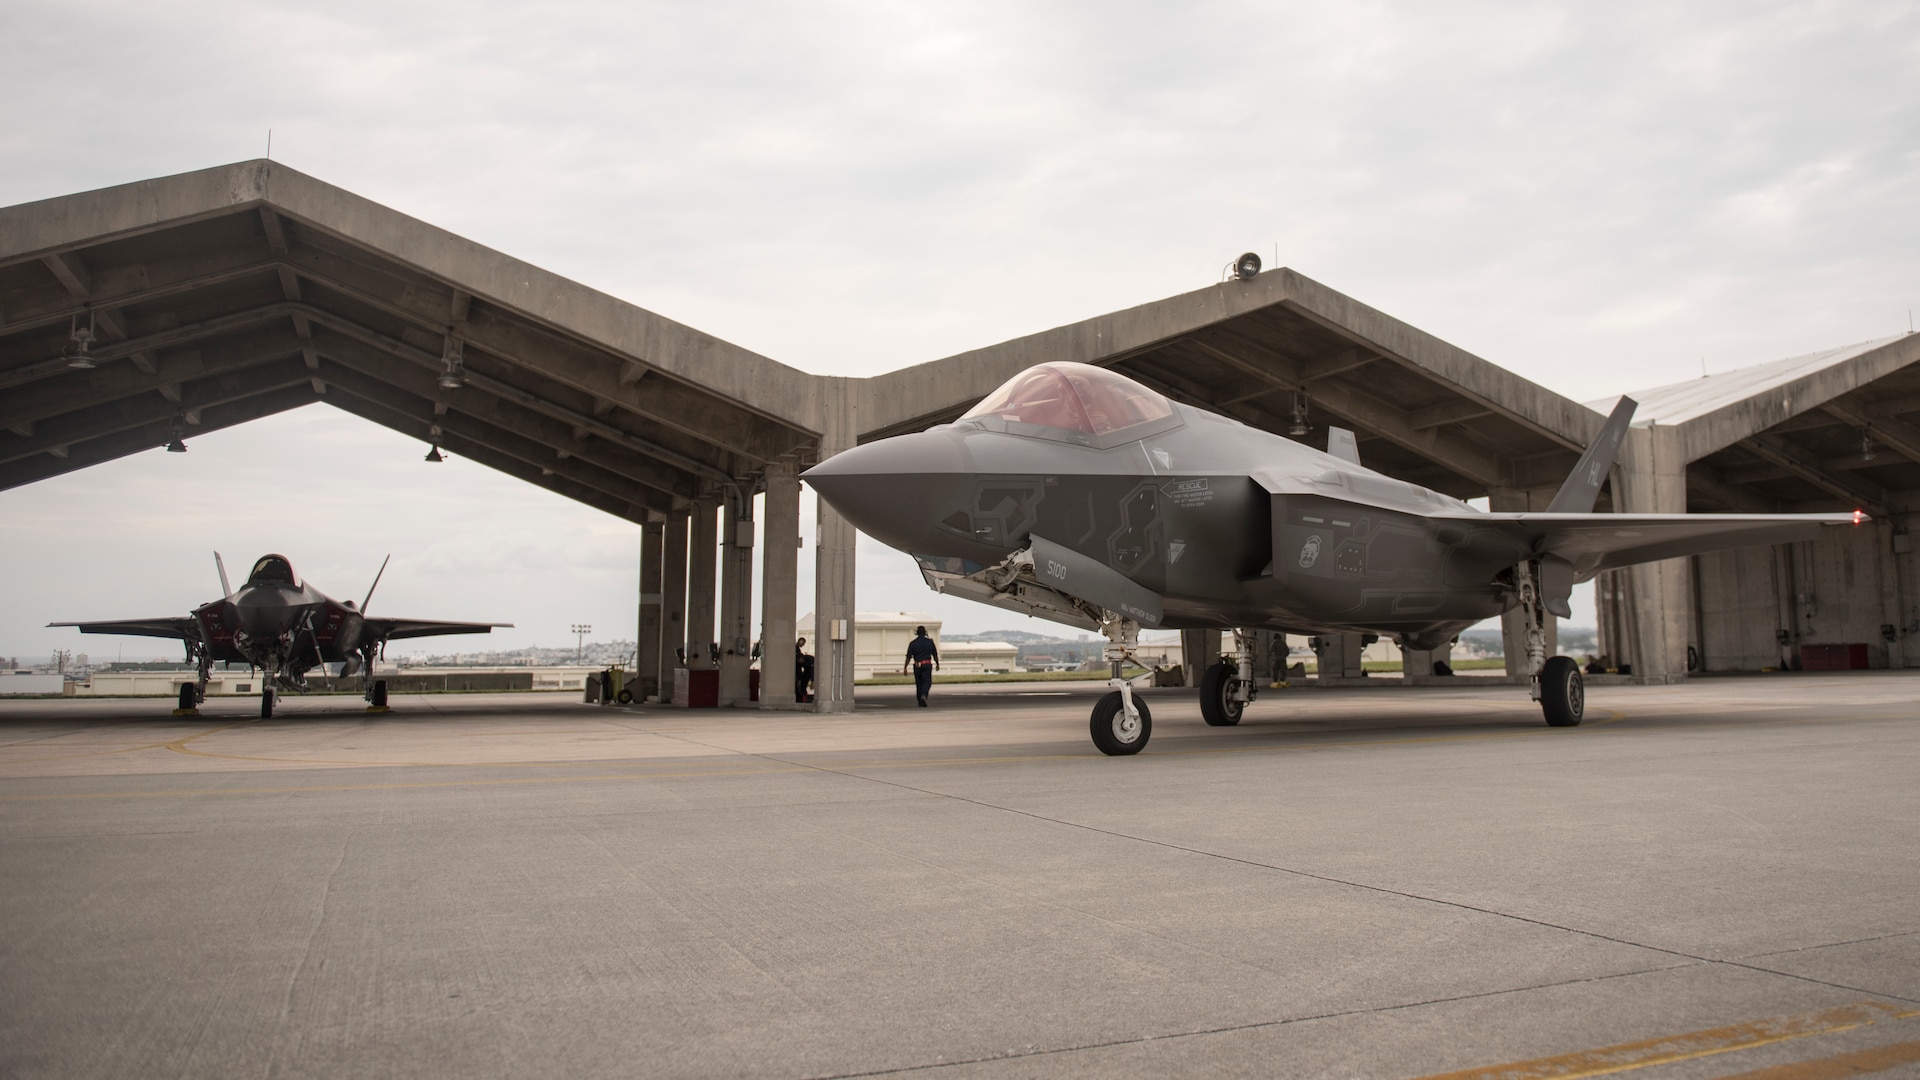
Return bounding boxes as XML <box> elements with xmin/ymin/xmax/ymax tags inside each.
<box><xmin>172</xmin><ymin>707</ymin><xmax>199</xmax><ymax>716</ymax></box>
<box><xmin>365</xmin><ymin>706</ymin><xmax>390</xmax><ymax>714</ymax></box>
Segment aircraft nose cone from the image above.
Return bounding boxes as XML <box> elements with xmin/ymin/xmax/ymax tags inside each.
<box><xmin>234</xmin><ymin>589</ymin><xmax>296</xmax><ymax>638</ymax></box>
<box><xmin>803</xmin><ymin>431</ymin><xmax>969</xmax><ymax>553</ymax></box>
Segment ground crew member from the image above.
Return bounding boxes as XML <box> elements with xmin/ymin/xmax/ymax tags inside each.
<box><xmin>795</xmin><ymin>637</ymin><xmax>814</xmax><ymax>703</ymax></box>
<box><xmin>903</xmin><ymin>626</ymin><xmax>939</xmax><ymax>707</ymax></box>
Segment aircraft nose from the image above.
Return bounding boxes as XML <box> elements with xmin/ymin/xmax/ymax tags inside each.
<box><xmin>234</xmin><ymin>590</ymin><xmax>295</xmax><ymax>638</ymax></box>
<box><xmin>803</xmin><ymin>431</ymin><xmax>969</xmax><ymax>553</ymax></box>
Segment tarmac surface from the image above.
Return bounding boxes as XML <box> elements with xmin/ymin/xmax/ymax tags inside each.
<box><xmin>1</xmin><ymin>674</ymin><xmax>1916</xmax><ymax>1079</ymax></box>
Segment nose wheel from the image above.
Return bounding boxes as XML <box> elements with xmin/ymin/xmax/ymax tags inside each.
<box><xmin>1091</xmin><ymin>691</ymin><xmax>1152</xmax><ymax>755</ymax></box>
<box><xmin>1089</xmin><ymin>614</ymin><xmax>1153</xmax><ymax>755</ymax></box>
<box><xmin>259</xmin><ymin>687</ymin><xmax>275</xmax><ymax>719</ymax></box>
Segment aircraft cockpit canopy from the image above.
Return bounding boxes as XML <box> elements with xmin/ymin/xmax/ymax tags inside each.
<box><xmin>960</xmin><ymin>363</ymin><xmax>1177</xmax><ymax>444</ymax></box>
<box><xmin>248</xmin><ymin>554</ymin><xmax>299</xmax><ymax>587</ymax></box>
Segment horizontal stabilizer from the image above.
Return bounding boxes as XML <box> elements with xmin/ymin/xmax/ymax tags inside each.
<box><xmin>46</xmin><ymin>617</ymin><xmax>199</xmax><ymax>640</ymax></box>
<box><xmin>1431</xmin><ymin>510</ymin><xmax>1861</xmax><ymax>580</ymax></box>
<box><xmin>367</xmin><ymin>618</ymin><xmax>512</xmax><ymax>642</ymax></box>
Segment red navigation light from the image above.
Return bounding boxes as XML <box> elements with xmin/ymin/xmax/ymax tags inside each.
<box><xmin>1853</xmin><ymin>509</ymin><xmax>1866</xmax><ymax>525</ymax></box>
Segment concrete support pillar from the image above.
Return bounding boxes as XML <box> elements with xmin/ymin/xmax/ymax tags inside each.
<box><xmin>658</xmin><ymin>510</ymin><xmax>689</xmax><ymax>701</ymax></box>
<box><xmin>636</xmin><ymin>518</ymin><xmax>664</xmax><ymax>702</ymax></box>
<box><xmin>718</xmin><ymin>492</ymin><xmax>755</xmax><ymax>705</ymax></box>
<box><xmin>1402</xmin><ymin>640</ymin><xmax>1453</xmax><ymax>679</ymax></box>
<box><xmin>1310</xmin><ymin>633</ymin><xmax>1365</xmax><ymax>679</ymax></box>
<box><xmin>1490</xmin><ymin>486</ymin><xmax>1561</xmax><ymax>678</ymax></box>
<box><xmin>1614</xmin><ymin>428</ymin><xmax>1691</xmax><ymax>682</ymax></box>
<box><xmin>813</xmin><ymin>379</ymin><xmax>859</xmax><ymax>714</ymax></box>
<box><xmin>760</xmin><ymin>460</ymin><xmax>801</xmax><ymax>709</ymax></box>
<box><xmin>1180</xmin><ymin>629</ymin><xmax>1222</xmax><ymax>685</ymax></box>
<box><xmin>1873</xmin><ymin>519</ymin><xmax>1906</xmax><ymax>669</ymax></box>
<box><xmin>686</xmin><ymin>501</ymin><xmax>718</xmax><ymax>670</ymax></box>
<box><xmin>1595</xmin><ymin>569</ymin><xmax>1632</xmax><ymax>671</ymax></box>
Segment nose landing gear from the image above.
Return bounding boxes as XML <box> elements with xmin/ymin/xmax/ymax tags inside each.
<box><xmin>1090</xmin><ymin>615</ymin><xmax>1151</xmax><ymax>755</ymax></box>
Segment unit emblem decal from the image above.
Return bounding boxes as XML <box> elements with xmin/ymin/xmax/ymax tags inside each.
<box><xmin>1298</xmin><ymin>534</ymin><xmax>1322</xmax><ymax>568</ymax></box>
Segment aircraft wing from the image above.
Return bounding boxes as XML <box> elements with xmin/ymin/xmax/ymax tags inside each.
<box><xmin>363</xmin><ymin>618</ymin><xmax>513</xmax><ymax>642</ymax></box>
<box><xmin>1433</xmin><ymin>511</ymin><xmax>1861</xmax><ymax>580</ymax></box>
<box><xmin>46</xmin><ymin>617</ymin><xmax>200</xmax><ymax>640</ymax></box>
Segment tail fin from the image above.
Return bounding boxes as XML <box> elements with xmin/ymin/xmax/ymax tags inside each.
<box><xmin>214</xmin><ymin>551</ymin><xmax>233</xmax><ymax>599</ymax></box>
<box><xmin>1546</xmin><ymin>397</ymin><xmax>1637</xmax><ymax>514</ymax></box>
<box><xmin>1326</xmin><ymin>427</ymin><xmax>1361</xmax><ymax>466</ymax></box>
<box><xmin>361</xmin><ymin>554</ymin><xmax>391</xmax><ymax>612</ymax></box>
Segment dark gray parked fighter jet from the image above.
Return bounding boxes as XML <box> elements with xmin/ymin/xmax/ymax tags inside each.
<box><xmin>804</xmin><ymin>361</ymin><xmax>1862</xmax><ymax>754</ymax></box>
<box><xmin>51</xmin><ymin>553</ymin><xmax>509</xmax><ymax>717</ymax></box>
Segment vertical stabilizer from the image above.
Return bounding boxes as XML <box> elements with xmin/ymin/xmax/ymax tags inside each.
<box><xmin>1546</xmin><ymin>397</ymin><xmax>1637</xmax><ymax>514</ymax></box>
<box><xmin>362</xmin><ymin>554</ymin><xmax>391</xmax><ymax>612</ymax></box>
<box><xmin>1326</xmin><ymin>427</ymin><xmax>1361</xmax><ymax>467</ymax></box>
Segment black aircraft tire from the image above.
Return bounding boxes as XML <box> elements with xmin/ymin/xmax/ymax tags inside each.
<box><xmin>178</xmin><ymin>683</ymin><xmax>196</xmax><ymax>711</ymax></box>
<box><xmin>1090</xmin><ymin>691</ymin><xmax>1152</xmax><ymax>756</ymax></box>
<box><xmin>371</xmin><ymin>680</ymin><xmax>388</xmax><ymax>708</ymax></box>
<box><xmin>1199</xmin><ymin>662</ymin><xmax>1244</xmax><ymax>727</ymax></box>
<box><xmin>260</xmin><ymin>688</ymin><xmax>275</xmax><ymax>719</ymax></box>
<box><xmin>1541</xmin><ymin>656</ymin><xmax>1584</xmax><ymax>727</ymax></box>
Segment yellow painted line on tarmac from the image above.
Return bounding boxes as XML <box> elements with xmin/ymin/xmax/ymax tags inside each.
<box><xmin>1411</xmin><ymin>1001</ymin><xmax>1917</xmax><ymax>1080</ymax></box>
<box><xmin>0</xmin><ymin>721</ymin><xmax>256</xmax><ymax>765</ymax></box>
<box><xmin>1711</xmin><ymin>1037</ymin><xmax>1920</xmax><ymax>1079</ymax></box>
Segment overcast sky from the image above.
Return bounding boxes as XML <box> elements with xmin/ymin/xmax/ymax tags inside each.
<box><xmin>4</xmin><ymin>1</ymin><xmax>1917</xmax><ymax>662</ymax></box>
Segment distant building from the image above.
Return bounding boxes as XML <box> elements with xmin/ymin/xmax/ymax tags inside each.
<box><xmin>796</xmin><ymin>612</ymin><xmax>1017</xmax><ymax>679</ymax></box>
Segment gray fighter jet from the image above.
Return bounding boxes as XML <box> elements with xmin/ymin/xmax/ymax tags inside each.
<box><xmin>803</xmin><ymin>362</ymin><xmax>1862</xmax><ymax>754</ymax></box>
<box><xmin>51</xmin><ymin>553</ymin><xmax>509</xmax><ymax>717</ymax></box>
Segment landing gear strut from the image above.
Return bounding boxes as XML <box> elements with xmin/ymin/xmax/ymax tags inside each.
<box><xmin>1200</xmin><ymin>629</ymin><xmax>1258</xmax><ymax>727</ymax></box>
<box><xmin>1089</xmin><ymin>615</ymin><xmax>1151</xmax><ymax>755</ymax></box>
<box><xmin>359</xmin><ymin>643</ymin><xmax>390</xmax><ymax>712</ymax></box>
<box><xmin>1517</xmin><ymin>559</ymin><xmax>1583</xmax><ymax>726</ymax></box>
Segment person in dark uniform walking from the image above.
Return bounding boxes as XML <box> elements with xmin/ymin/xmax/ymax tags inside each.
<box><xmin>903</xmin><ymin>626</ymin><xmax>939</xmax><ymax>707</ymax></box>
<box><xmin>795</xmin><ymin>637</ymin><xmax>814</xmax><ymax>703</ymax></box>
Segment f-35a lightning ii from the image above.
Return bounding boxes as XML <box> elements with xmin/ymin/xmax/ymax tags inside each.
<box><xmin>803</xmin><ymin>361</ymin><xmax>1864</xmax><ymax>755</ymax></box>
<box><xmin>51</xmin><ymin>553</ymin><xmax>510</xmax><ymax>717</ymax></box>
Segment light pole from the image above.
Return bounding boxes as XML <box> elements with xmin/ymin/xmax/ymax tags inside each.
<box><xmin>571</xmin><ymin>624</ymin><xmax>591</xmax><ymax>664</ymax></box>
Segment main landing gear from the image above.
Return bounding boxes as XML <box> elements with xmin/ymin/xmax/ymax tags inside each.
<box><xmin>1090</xmin><ymin>616</ymin><xmax>1151</xmax><ymax>755</ymax></box>
<box><xmin>1200</xmin><ymin>630</ymin><xmax>1259</xmax><ymax>727</ymax></box>
<box><xmin>1517</xmin><ymin>559</ymin><xmax>1583</xmax><ymax>727</ymax></box>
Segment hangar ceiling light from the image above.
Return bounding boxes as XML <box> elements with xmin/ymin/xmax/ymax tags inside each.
<box><xmin>64</xmin><ymin>312</ymin><xmax>98</xmax><ymax>369</ymax></box>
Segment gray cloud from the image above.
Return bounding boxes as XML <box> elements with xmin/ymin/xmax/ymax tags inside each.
<box><xmin>4</xmin><ymin>1</ymin><xmax>1913</xmax><ymax>656</ymax></box>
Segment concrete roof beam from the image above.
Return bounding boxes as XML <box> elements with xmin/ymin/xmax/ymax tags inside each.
<box><xmin>0</xmin><ymin>324</ymin><xmax>303</xmax><ymax>430</ymax></box>
<box><xmin>0</xmin><ymin>358</ymin><xmax>313</xmax><ymax>468</ymax></box>
<box><xmin>0</xmin><ymin>384</ymin><xmax>315</xmax><ymax>493</ymax></box>
<box><xmin>1739</xmin><ymin>432</ymin><xmax>1889</xmax><ymax>516</ymax></box>
<box><xmin>1822</xmin><ymin>398</ymin><xmax>1920</xmax><ymax>466</ymax></box>
<box><xmin>314</xmin><ymin>342</ymin><xmax>701</xmax><ymax>501</ymax></box>
<box><xmin>300</xmin><ymin>316</ymin><xmax>730</xmax><ymax>485</ymax></box>
<box><xmin>324</xmin><ymin>385</ymin><xmax>674</xmax><ymax>518</ymax></box>
<box><xmin>1685</xmin><ymin>462</ymin><xmax>1780</xmax><ymax>513</ymax></box>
